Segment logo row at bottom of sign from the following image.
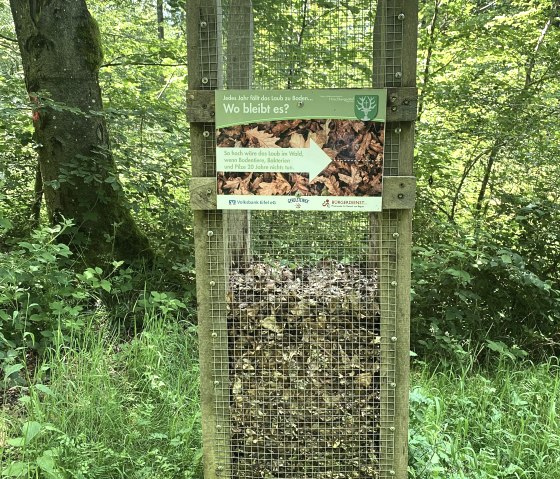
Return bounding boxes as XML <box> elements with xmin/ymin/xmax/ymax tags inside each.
<box><xmin>216</xmin><ymin>195</ymin><xmax>382</xmax><ymax>212</ymax></box>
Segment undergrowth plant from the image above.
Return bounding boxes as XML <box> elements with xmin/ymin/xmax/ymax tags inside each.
<box><xmin>409</xmin><ymin>357</ymin><xmax>560</xmax><ymax>478</ymax></box>
<box><xmin>1</xmin><ymin>313</ymin><xmax>202</xmax><ymax>479</ymax></box>
<box><xmin>0</xmin><ymin>214</ymin><xmax>192</xmax><ymax>386</ymax></box>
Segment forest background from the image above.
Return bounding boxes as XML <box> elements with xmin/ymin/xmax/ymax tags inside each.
<box><xmin>1</xmin><ymin>0</ymin><xmax>560</xmax><ymax>477</ymax></box>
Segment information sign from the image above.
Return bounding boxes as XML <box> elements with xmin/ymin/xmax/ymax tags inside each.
<box><xmin>216</xmin><ymin>89</ymin><xmax>386</xmax><ymax>211</ymax></box>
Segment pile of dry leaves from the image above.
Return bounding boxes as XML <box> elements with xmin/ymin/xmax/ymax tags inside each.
<box><xmin>227</xmin><ymin>261</ymin><xmax>381</xmax><ymax>478</ymax></box>
<box><xmin>217</xmin><ymin>119</ymin><xmax>384</xmax><ymax>197</ymax></box>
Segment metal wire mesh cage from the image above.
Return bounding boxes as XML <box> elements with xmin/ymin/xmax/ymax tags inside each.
<box><xmin>187</xmin><ymin>1</ymin><xmax>416</xmax><ymax>478</ymax></box>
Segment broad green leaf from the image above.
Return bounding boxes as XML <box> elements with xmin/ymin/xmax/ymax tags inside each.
<box><xmin>36</xmin><ymin>452</ymin><xmax>62</xmax><ymax>479</ymax></box>
<box><xmin>1</xmin><ymin>461</ymin><xmax>29</xmax><ymax>477</ymax></box>
<box><xmin>100</xmin><ymin>280</ymin><xmax>112</xmax><ymax>292</ymax></box>
<box><xmin>34</xmin><ymin>384</ymin><xmax>55</xmax><ymax>396</ymax></box>
<box><xmin>3</xmin><ymin>363</ymin><xmax>24</xmax><ymax>378</ymax></box>
<box><xmin>6</xmin><ymin>437</ymin><xmax>25</xmax><ymax>447</ymax></box>
<box><xmin>22</xmin><ymin>421</ymin><xmax>42</xmax><ymax>444</ymax></box>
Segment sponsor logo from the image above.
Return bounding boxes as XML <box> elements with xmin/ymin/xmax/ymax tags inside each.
<box><xmin>322</xmin><ymin>199</ymin><xmax>330</xmax><ymax>208</ymax></box>
<box><xmin>354</xmin><ymin>95</ymin><xmax>379</xmax><ymax>121</ymax></box>
<box><xmin>229</xmin><ymin>199</ymin><xmax>237</xmax><ymax>205</ymax></box>
<box><xmin>288</xmin><ymin>197</ymin><xmax>310</xmax><ymax>209</ymax></box>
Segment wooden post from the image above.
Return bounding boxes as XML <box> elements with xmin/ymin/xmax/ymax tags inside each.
<box><xmin>187</xmin><ymin>1</ymin><xmax>231</xmax><ymax>478</ymax></box>
<box><xmin>373</xmin><ymin>1</ymin><xmax>417</xmax><ymax>478</ymax></box>
<box><xmin>224</xmin><ymin>0</ymin><xmax>253</xmax><ymax>268</ymax></box>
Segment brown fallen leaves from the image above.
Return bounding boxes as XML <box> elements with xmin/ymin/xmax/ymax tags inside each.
<box><xmin>217</xmin><ymin>119</ymin><xmax>384</xmax><ymax>197</ymax></box>
<box><xmin>228</xmin><ymin>261</ymin><xmax>381</xmax><ymax>479</ymax></box>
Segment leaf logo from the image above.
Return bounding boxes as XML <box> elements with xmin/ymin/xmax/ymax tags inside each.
<box><xmin>354</xmin><ymin>95</ymin><xmax>378</xmax><ymax>121</ymax></box>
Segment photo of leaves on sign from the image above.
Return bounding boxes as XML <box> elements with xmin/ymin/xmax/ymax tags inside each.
<box><xmin>217</xmin><ymin>119</ymin><xmax>384</xmax><ymax>197</ymax></box>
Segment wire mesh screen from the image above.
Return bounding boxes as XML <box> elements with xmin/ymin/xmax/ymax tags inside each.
<box><xmin>205</xmin><ymin>211</ymin><xmax>398</xmax><ymax>478</ymax></box>
<box><xmin>198</xmin><ymin>0</ymin><xmax>405</xmax><ymax>89</ymax></box>
<box><xmin>190</xmin><ymin>0</ymin><xmax>409</xmax><ymax>478</ymax></box>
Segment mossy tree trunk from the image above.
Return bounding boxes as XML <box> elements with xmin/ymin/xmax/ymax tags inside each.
<box><xmin>9</xmin><ymin>0</ymin><xmax>152</xmax><ymax>264</ymax></box>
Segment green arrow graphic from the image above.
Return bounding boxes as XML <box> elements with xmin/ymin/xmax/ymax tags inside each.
<box><xmin>216</xmin><ymin>139</ymin><xmax>332</xmax><ymax>179</ymax></box>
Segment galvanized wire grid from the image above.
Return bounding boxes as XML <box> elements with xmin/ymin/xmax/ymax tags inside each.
<box><xmin>195</xmin><ymin>0</ymin><xmax>405</xmax><ymax>478</ymax></box>
<box><xmin>206</xmin><ymin>211</ymin><xmax>398</xmax><ymax>479</ymax></box>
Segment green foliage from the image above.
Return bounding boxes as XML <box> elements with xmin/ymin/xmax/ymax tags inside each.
<box><xmin>1</xmin><ymin>315</ymin><xmax>202</xmax><ymax>479</ymax></box>
<box><xmin>409</xmin><ymin>358</ymin><xmax>560</xmax><ymax>478</ymax></box>
<box><xmin>411</xmin><ymin>227</ymin><xmax>560</xmax><ymax>362</ymax></box>
<box><xmin>0</xmin><ymin>211</ymin><xmax>192</xmax><ymax>382</ymax></box>
<box><xmin>413</xmin><ymin>0</ymin><xmax>560</xmax><ymax>357</ymax></box>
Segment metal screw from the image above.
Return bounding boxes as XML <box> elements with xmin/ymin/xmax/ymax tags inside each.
<box><xmin>216</xmin><ymin>424</ymin><xmax>222</xmax><ymax>430</ymax></box>
<box><xmin>393</xmin><ymin>232</ymin><xmax>400</xmax><ymax>238</ymax></box>
<box><xmin>214</xmin><ymin>381</ymin><xmax>220</xmax><ymax>386</ymax></box>
<box><xmin>203</xmin><ymin>130</ymin><xmax>210</xmax><ymax>137</ymax></box>
<box><xmin>389</xmin><ymin>470</ymin><xmax>396</xmax><ymax>476</ymax></box>
<box><xmin>404</xmin><ymin>99</ymin><xmax>410</xmax><ymax>105</ymax></box>
<box><xmin>202</xmin><ymin>77</ymin><xmax>209</xmax><ymax>84</ymax></box>
<box><xmin>391</xmin><ymin>106</ymin><xmax>398</xmax><ymax>112</ymax></box>
<box><xmin>200</xmin><ymin>21</ymin><xmax>207</xmax><ymax>28</ymax></box>
<box><xmin>390</xmin><ymin>96</ymin><xmax>398</xmax><ymax>103</ymax></box>
<box><xmin>398</xmin><ymin>193</ymin><xmax>404</xmax><ymax>199</ymax></box>
<box><xmin>389</xmin><ymin>426</ymin><xmax>395</xmax><ymax>431</ymax></box>
<box><xmin>395</xmin><ymin>71</ymin><xmax>402</xmax><ymax>79</ymax></box>
<box><xmin>391</xmin><ymin>336</ymin><xmax>398</xmax><ymax>342</ymax></box>
<box><xmin>398</xmin><ymin>13</ymin><xmax>405</xmax><ymax>20</ymax></box>
<box><xmin>298</xmin><ymin>101</ymin><xmax>304</xmax><ymax>107</ymax></box>
<box><xmin>390</xmin><ymin>382</ymin><xmax>396</xmax><ymax>388</ymax></box>
<box><xmin>395</xmin><ymin>127</ymin><xmax>402</xmax><ymax>134</ymax></box>
<box><xmin>211</xmin><ymin>332</ymin><xmax>217</xmax><ymax>338</ymax></box>
<box><xmin>210</xmin><ymin>281</ymin><xmax>216</xmax><ymax>287</ymax></box>
<box><xmin>391</xmin><ymin>281</ymin><xmax>398</xmax><ymax>287</ymax></box>
<box><xmin>207</xmin><ymin>188</ymin><xmax>212</xmax><ymax>195</ymax></box>
<box><xmin>207</xmin><ymin>230</ymin><xmax>214</xmax><ymax>236</ymax></box>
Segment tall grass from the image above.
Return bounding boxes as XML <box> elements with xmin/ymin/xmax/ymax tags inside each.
<box><xmin>3</xmin><ymin>312</ymin><xmax>560</xmax><ymax>478</ymax></box>
<box><xmin>1</xmin><ymin>312</ymin><xmax>202</xmax><ymax>479</ymax></box>
<box><xmin>409</xmin><ymin>358</ymin><xmax>560</xmax><ymax>478</ymax></box>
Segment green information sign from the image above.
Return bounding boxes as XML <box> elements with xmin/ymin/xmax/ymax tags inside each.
<box><xmin>216</xmin><ymin>89</ymin><xmax>387</xmax><ymax>212</ymax></box>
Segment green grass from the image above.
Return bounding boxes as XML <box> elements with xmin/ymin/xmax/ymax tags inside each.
<box><xmin>409</xmin><ymin>358</ymin><xmax>560</xmax><ymax>478</ymax></box>
<box><xmin>1</xmin><ymin>313</ymin><xmax>203</xmax><ymax>479</ymax></box>
<box><xmin>3</xmin><ymin>314</ymin><xmax>560</xmax><ymax>478</ymax></box>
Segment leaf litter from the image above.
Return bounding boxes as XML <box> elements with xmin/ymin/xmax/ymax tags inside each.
<box><xmin>227</xmin><ymin>261</ymin><xmax>381</xmax><ymax>478</ymax></box>
<box><xmin>217</xmin><ymin>119</ymin><xmax>384</xmax><ymax>197</ymax></box>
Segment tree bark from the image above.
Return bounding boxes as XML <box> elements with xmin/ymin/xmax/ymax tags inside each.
<box><xmin>9</xmin><ymin>0</ymin><xmax>151</xmax><ymax>264</ymax></box>
<box><xmin>30</xmin><ymin>160</ymin><xmax>42</xmax><ymax>228</ymax></box>
<box><xmin>157</xmin><ymin>0</ymin><xmax>165</xmax><ymax>40</ymax></box>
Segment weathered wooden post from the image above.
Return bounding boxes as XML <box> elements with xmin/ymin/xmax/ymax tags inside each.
<box><xmin>187</xmin><ymin>1</ymin><xmax>417</xmax><ymax>478</ymax></box>
<box><xmin>373</xmin><ymin>1</ymin><xmax>417</xmax><ymax>477</ymax></box>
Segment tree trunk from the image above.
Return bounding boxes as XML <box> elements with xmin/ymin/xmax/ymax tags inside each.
<box><xmin>30</xmin><ymin>160</ymin><xmax>42</xmax><ymax>228</ymax></box>
<box><xmin>157</xmin><ymin>0</ymin><xmax>164</xmax><ymax>40</ymax></box>
<box><xmin>9</xmin><ymin>0</ymin><xmax>151</xmax><ymax>264</ymax></box>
